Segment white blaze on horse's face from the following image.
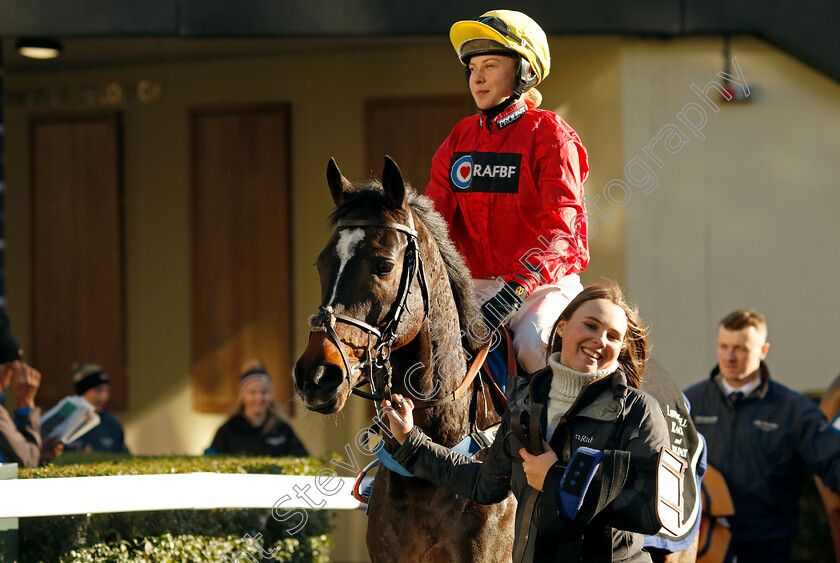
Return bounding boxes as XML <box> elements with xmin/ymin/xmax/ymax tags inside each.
<box><xmin>326</xmin><ymin>228</ymin><xmax>366</xmax><ymax>306</ymax></box>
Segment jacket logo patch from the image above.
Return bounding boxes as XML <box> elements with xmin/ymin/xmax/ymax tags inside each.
<box><xmin>496</xmin><ymin>104</ymin><xmax>527</xmax><ymax>129</ymax></box>
<box><xmin>450</xmin><ymin>154</ymin><xmax>474</xmax><ymax>189</ymax></box>
<box><xmin>448</xmin><ymin>152</ymin><xmax>521</xmax><ymax>193</ymax></box>
<box><xmin>574</xmin><ymin>433</ymin><xmax>594</xmax><ymax>444</ymax></box>
<box><xmin>266</xmin><ymin>436</ymin><xmax>288</xmax><ymax>445</ymax></box>
<box><xmin>753</xmin><ymin>420</ymin><xmax>779</xmax><ymax>432</ymax></box>
<box><xmin>693</xmin><ymin>415</ymin><xmax>718</xmax><ymax>425</ymax></box>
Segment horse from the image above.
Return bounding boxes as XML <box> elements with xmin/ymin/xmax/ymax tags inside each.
<box><xmin>293</xmin><ymin>156</ymin><xmax>515</xmax><ymax>562</ymax></box>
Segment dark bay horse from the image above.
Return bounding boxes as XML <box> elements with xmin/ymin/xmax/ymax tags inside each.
<box><xmin>293</xmin><ymin>157</ymin><xmax>515</xmax><ymax>562</ymax></box>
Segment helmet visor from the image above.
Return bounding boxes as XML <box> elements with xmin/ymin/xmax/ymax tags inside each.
<box><xmin>458</xmin><ymin>38</ymin><xmax>514</xmax><ymax>61</ymax></box>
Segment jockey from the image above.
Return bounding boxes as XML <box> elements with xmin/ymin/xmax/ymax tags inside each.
<box><xmin>425</xmin><ymin>9</ymin><xmax>590</xmax><ymax>373</ymax></box>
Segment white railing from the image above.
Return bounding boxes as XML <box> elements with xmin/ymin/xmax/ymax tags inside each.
<box><xmin>0</xmin><ymin>472</ymin><xmax>363</xmax><ymax>518</ymax></box>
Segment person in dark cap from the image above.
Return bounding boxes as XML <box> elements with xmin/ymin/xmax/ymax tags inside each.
<box><xmin>0</xmin><ymin>308</ymin><xmax>45</xmax><ymax>467</ymax></box>
<box><xmin>206</xmin><ymin>358</ymin><xmax>308</xmax><ymax>457</ymax></box>
<box><xmin>64</xmin><ymin>363</ymin><xmax>130</xmax><ymax>453</ymax></box>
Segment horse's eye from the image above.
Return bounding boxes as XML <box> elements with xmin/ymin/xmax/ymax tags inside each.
<box><xmin>376</xmin><ymin>259</ymin><xmax>395</xmax><ymax>276</ymax></box>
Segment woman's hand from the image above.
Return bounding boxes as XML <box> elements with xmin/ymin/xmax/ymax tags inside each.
<box><xmin>381</xmin><ymin>393</ymin><xmax>415</xmax><ymax>445</ymax></box>
<box><xmin>520</xmin><ymin>440</ymin><xmax>559</xmax><ymax>491</ymax></box>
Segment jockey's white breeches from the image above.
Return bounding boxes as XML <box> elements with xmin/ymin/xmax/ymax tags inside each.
<box><xmin>473</xmin><ymin>275</ymin><xmax>584</xmax><ymax>374</ymax></box>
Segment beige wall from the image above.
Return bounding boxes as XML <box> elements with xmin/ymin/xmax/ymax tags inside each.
<box><xmin>622</xmin><ymin>36</ymin><xmax>840</xmax><ymax>392</ymax></box>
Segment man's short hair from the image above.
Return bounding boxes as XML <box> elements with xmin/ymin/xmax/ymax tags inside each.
<box><xmin>720</xmin><ymin>309</ymin><xmax>767</xmax><ymax>333</ymax></box>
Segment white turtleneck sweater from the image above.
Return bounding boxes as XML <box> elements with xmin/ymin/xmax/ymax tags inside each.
<box><xmin>545</xmin><ymin>352</ymin><xmax>613</xmax><ymax>441</ymax></box>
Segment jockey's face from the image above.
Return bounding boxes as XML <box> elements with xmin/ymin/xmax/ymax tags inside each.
<box><xmin>556</xmin><ymin>299</ymin><xmax>627</xmax><ymax>374</ymax></box>
<box><xmin>717</xmin><ymin>326</ymin><xmax>769</xmax><ymax>387</ymax></box>
<box><xmin>468</xmin><ymin>54</ymin><xmax>517</xmax><ymax>110</ymax></box>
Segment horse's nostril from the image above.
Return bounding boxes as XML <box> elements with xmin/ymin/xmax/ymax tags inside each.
<box><xmin>292</xmin><ymin>361</ymin><xmax>307</xmax><ymax>390</ymax></box>
<box><xmin>311</xmin><ymin>364</ymin><xmax>344</xmax><ymax>392</ymax></box>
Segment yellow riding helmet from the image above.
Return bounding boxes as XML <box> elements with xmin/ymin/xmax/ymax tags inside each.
<box><xmin>449</xmin><ymin>10</ymin><xmax>551</xmax><ymax>91</ymax></box>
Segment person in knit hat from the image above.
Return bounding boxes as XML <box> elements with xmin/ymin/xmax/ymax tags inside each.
<box><xmin>0</xmin><ymin>308</ymin><xmax>45</xmax><ymax>467</ymax></box>
<box><xmin>206</xmin><ymin>358</ymin><xmax>308</xmax><ymax>457</ymax></box>
<box><xmin>64</xmin><ymin>363</ymin><xmax>130</xmax><ymax>453</ymax></box>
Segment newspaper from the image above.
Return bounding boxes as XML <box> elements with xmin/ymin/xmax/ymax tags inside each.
<box><xmin>40</xmin><ymin>396</ymin><xmax>101</xmax><ymax>444</ymax></box>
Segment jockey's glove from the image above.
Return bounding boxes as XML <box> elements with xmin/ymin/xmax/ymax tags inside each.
<box><xmin>481</xmin><ymin>281</ymin><xmax>527</xmax><ymax>333</ymax></box>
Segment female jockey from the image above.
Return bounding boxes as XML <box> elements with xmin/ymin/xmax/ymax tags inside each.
<box><xmin>425</xmin><ymin>9</ymin><xmax>590</xmax><ymax>373</ymax></box>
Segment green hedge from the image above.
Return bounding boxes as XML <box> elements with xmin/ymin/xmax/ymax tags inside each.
<box><xmin>17</xmin><ymin>454</ymin><xmax>336</xmax><ymax>563</ymax></box>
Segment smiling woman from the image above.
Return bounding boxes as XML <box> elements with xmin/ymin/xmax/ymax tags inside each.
<box><xmin>384</xmin><ymin>280</ymin><xmax>674</xmax><ymax>562</ymax></box>
<box><xmin>205</xmin><ymin>358</ymin><xmax>308</xmax><ymax>458</ymax></box>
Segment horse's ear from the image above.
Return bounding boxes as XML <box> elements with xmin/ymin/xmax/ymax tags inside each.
<box><xmin>326</xmin><ymin>157</ymin><xmax>354</xmax><ymax>206</ymax></box>
<box><xmin>381</xmin><ymin>156</ymin><xmax>405</xmax><ymax>209</ymax></box>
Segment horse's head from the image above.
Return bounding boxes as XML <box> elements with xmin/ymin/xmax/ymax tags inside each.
<box><xmin>293</xmin><ymin>157</ymin><xmax>430</xmax><ymax>414</ymax></box>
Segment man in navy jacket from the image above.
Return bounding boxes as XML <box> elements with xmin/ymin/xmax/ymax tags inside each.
<box><xmin>685</xmin><ymin>309</ymin><xmax>840</xmax><ymax>562</ymax></box>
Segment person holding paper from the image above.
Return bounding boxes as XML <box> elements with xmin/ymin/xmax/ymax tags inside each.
<box><xmin>64</xmin><ymin>363</ymin><xmax>129</xmax><ymax>453</ymax></box>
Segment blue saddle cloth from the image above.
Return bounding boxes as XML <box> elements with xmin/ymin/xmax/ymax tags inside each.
<box><xmin>485</xmin><ymin>341</ymin><xmax>509</xmax><ymax>397</ymax></box>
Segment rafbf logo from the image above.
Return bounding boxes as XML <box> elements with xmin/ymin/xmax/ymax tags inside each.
<box><xmin>448</xmin><ymin>152</ymin><xmax>521</xmax><ymax>193</ymax></box>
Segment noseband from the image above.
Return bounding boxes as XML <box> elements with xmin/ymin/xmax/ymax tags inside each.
<box><xmin>308</xmin><ymin>213</ymin><xmax>429</xmax><ymax>402</ymax></box>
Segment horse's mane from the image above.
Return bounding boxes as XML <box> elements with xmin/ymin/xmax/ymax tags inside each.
<box><xmin>329</xmin><ymin>183</ymin><xmax>487</xmax><ymax>354</ymax></box>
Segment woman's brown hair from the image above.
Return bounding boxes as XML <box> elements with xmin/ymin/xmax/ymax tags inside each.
<box><xmin>546</xmin><ymin>281</ymin><xmax>649</xmax><ymax>388</ymax></box>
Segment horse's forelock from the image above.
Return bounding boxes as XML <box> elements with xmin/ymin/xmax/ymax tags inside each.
<box><xmin>328</xmin><ymin>183</ymin><xmax>387</xmax><ymax>225</ymax></box>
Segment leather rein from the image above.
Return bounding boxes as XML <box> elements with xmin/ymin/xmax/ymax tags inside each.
<box><xmin>307</xmin><ymin>213</ymin><xmax>488</xmax><ymax>409</ymax></box>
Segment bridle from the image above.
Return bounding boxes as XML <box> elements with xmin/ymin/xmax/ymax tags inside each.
<box><xmin>307</xmin><ymin>212</ymin><xmax>429</xmax><ymax>404</ymax></box>
<box><xmin>307</xmin><ymin>208</ymin><xmax>492</xmax><ymax>416</ymax></box>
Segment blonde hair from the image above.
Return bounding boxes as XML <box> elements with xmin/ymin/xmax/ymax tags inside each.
<box><xmin>523</xmin><ymin>88</ymin><xmax>542</xmax><ymax>108</ymax></box>
<box><xmin>229</xmin><ymin>358</ymin><xmax>291</xmax><ymax>431</ymax></box>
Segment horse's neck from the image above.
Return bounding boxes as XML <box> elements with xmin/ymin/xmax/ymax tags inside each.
<box><xmin>393</xmin><ymin>232</ymin><xmax>472</xmax><ymax>447</ymax></box>
<box><xmin>391</xmin><ymin>321</ymin><xmax>471</xmax><ymax>447</ymax></box>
